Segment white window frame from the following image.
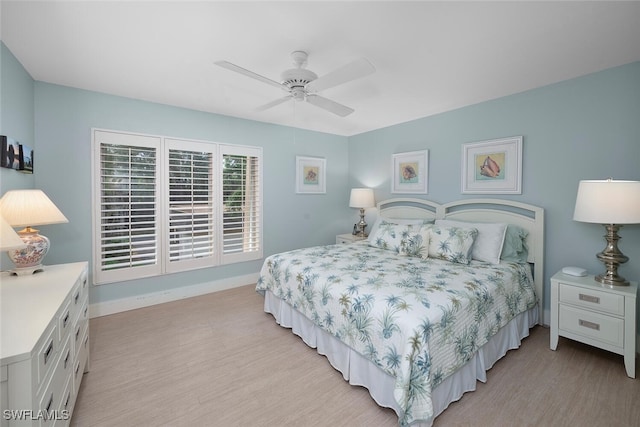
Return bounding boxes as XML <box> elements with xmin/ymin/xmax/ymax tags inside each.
<box><xmin>92</xmin><ymin>128</ymin><xmax>263</xmax><ymax>285</ymax></box>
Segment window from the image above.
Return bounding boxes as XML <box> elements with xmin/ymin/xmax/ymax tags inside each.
<box><xmin>221</xmin><ymin>145</ymin><xmax>261</xmax><ymax>264</ymax></box>
<box><xmin>92</xmin><ymin>129</ymin><xmax>262</xmax><ymax>284</ymax></box>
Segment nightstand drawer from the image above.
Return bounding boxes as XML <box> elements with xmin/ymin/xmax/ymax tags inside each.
<box><xmin>559</xmin><ymin>283</ymin><xmax>624</xmax><ymax>316</ymax></box>
<box><xmin>559</xmin><ymin>304</ymin><xmax>624</xmax><ymax>347</ymax></box>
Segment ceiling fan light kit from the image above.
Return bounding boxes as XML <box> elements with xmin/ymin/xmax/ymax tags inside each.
<box><xmin>215</xmin><ymin>50</ymin><xmax>375</xmax><ymax>117</ymax></box>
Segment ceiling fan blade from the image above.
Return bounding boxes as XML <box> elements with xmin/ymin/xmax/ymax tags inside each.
<box><xmin>306</xmin><ymin>94</ymin><xmax>354</xmax><ymax>117</ymax></box>
<box><xmin>256</xmin><ymin>96</ymin><xmax>291</xmax><ymax>112</ymax></box>
<box><xmin>215</xmin><ymin>60</ymin><xmax>285</xmax><ymax>91</ymax></box>
<box><xmin>306</xmin><ymin>58</ymin><xmax>375</xmax><ymax>92</ymax></box>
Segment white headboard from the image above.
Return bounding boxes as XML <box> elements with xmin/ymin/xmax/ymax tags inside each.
<box><xmin>377</xmin><ymin>198</ymin><xmax>545</xmax><ymax>324</ymax></box>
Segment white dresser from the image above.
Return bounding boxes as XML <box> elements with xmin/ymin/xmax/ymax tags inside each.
<box><xmin>1</xmin><ymin>262</ymin><xmax>90</xmax><ymax>426</ymax></box>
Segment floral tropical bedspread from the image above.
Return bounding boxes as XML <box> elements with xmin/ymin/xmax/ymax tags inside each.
<box><xmin>256</xmin><ymin>242</ymin><xmax>536</xmax><ymax>426</ymax></box>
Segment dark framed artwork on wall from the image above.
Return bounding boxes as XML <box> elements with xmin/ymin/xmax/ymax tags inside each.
<box><xmin>1</xmin><ymin>135</ymin><xmax>34</xmax><ymax>173</ymax></box>
<box><xmin>19</xmin><ymin>144</ymin><xmax>34</xmax><ymax>174</ymax></box>
<box><xmin>1</xmin><ymin>135</ymin><xmax>12</xmax><ymax>168</ymax></box>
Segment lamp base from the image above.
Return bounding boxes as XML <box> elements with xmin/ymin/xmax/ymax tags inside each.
<box><xmin>595</xmin><ymin>224</ymin><xmax>630</xmax><ymax>287</ymax></box>
<box><xmin>10</xmin><ymin>265</ymin><xmax>45</xmax><ymax>276</ymax></box>
<box><xmin>7</xmin><ymin>227</ymin><xmax>50</xmax><ymax>273</ymax></box>
<box><xmin>595</xmin><ymin>273</ymin><xmax>629</xmax><ymax>287</ymax></box>
<box><xmin>357</xmin><ymin>208</ymin><xmax>368</xmax><ymax>237</ymax></box>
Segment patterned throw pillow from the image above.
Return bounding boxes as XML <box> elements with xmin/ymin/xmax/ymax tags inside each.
<box><xmin>399</xmin><ymin>225</ymin><xmax>431</xmax><ymax>259</ymax></box>
<box><xmin>435</xmin><ymin>219</ymin><xmax>507</xmax><ymax>264</ymax></box>
<box><xmin>428</xmin><ymin>225</ymin><xmax>478</xmax><ymax>264</ymax></box>
<box><xmin>369</xmin><ymin>220</ymin><xmax>431</xmax><ymax>258</ymax></box>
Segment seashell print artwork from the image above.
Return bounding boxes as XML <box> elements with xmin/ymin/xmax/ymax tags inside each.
<box><xmin>463</xmin><ymin>136</ymin><xmax>521</xmax><ymax>194</ymax></box>
<box><xmin>480</xmin><ymin>156</ymin><xmax>500</xmax><ymax>178</ymax></box>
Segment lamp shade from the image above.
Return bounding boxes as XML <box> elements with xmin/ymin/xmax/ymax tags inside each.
<box><xmin>0</xmin><ymin>189</ymin><xmax>68</xmax><ymax>227</ymax></box>
<box><xmin>349</xmin><ymin>188</ymin><xmax>375</xmax><ymax>209</ymax></box>
<box><xmin>573</xmin><ymin>180</ymin><xmax>640</xmax><ymax>224</ymax></box>
<box><xmin>0</xmin><ymin>215</ymin><xmax>27</xmax><ymax>251</ymax></box>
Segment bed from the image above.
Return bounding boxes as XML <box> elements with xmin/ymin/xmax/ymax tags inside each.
<box><xmin>256</xmin><ymin>198</ymin><xmax>544</xmax><ymax>426</ymax></box>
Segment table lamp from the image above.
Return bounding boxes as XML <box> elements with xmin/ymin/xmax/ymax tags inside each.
<box><xmin>0</xmin><ymin>214</ymin><xmax>27</xmax><ymax>251</ymax></box>
<box><xmin>0</xmin><ymin>189</ymin><xmax>69</xmax><ymax>275</ymax></box>
<box><xmin>573</xmin><ymin>179</ymin><xmax>640</xmax><ymax>286</ymax></box>
<box><xmin>349</xmin><ymin>188</ymin><xmax>375</xmax><ymax>237</ymax></box>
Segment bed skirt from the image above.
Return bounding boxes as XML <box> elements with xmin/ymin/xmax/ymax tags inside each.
<box><xmin>262</xmin><ymin>290</ymin><xmax>538</xmax><ymax>426</ymax></box>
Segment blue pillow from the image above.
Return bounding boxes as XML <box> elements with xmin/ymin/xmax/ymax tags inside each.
<box><xmin>500</xmin><ymin>225</ymin><xmax>529</xmax><ymax>262</ymax></box>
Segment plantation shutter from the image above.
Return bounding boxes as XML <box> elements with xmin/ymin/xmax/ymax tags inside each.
<box><xmin>92</xmin><ymin>129</ymin><xmax>263</xmax><ymax>284</ymax></box>
<box><xmin>220</xmin><ymin>145</ymin><xmax>262</xmax><ymax>264</ymax></box>
<box><xmin>164</xmin><ymin>139</ymin><xmax>216</xmax><ymax>273</ymax></box>
<box><xmin>93</xmin><ymin>130</ymin><xmax>161</xmax><ymax>284</ymax></box>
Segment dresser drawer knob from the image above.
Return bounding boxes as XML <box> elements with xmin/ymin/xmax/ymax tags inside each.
<box><xmin>579</xmin><ymin>319</ymin><xmax>600</xmax><ymax>331</ymax></box>
<box><xmin>578</xmin><ymin>293</ymin><xmax>600</xmax><ymax>304</ymax></box>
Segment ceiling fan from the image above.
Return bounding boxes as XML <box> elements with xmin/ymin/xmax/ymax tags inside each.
<box><xmin>215</xmin><ymin>51</ymin><xmax>375</xmax><ymax>117</ymax></box>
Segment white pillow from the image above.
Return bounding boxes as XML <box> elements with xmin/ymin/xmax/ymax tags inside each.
<box><xmin>435</xmin><ymin>219</ymin><xmax>507</xmax><ymax>264</ymax></box>
<box><xmin>428</xmin><ymin>225</ymin><xmax>478</xmax><ymax>264</ymax></box>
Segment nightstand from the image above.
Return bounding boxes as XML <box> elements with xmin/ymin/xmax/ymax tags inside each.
<box><xmin>550</xmin><ymin>271</ymin><xmax>637</xmax><ymax>378</ymax></box>
<box><xmin>336</xmin><ymin>233</ymin><xmax>367</xmax><ymax>244</ymax></box>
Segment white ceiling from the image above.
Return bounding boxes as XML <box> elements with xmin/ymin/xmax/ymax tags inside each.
<box><xmin>2</xmin><ymin>1</ymin><xmax>639</xmax><ymax>136</ymax></box>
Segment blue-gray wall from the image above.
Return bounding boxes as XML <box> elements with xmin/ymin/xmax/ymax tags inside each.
<box><xmin>349</xmin><ymin>61</ymin><xmax>640</xmax><ymax>318</ymax></box>
<box><xmin>0</xmin><ymin>43</ymin><xmax>35</xmax><ymax>193</ymax></box>
<box><xmin>2</xmin><ymin>40</ymin><xmax>639</xmax><ymax>323</ymax></box>
<box><xmin>2</xmin><ymin>42</ymin><xmax>352</xmax><ymax>304</ymax></box>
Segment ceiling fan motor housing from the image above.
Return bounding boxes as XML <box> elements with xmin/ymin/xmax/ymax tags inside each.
<box><xmin>281</xmin><ymin>68</ymin><xmax>318</xmax><ymax>91</ymax></box>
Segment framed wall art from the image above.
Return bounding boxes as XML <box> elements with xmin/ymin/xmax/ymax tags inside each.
<box><xmin>391</xmin><ymin>150</ymin><xmax>428</xmax><ymax>194</ymax></box>
<box><xmin>296</xmin><ymin>156</ymin><xmax>326</xmax><ymax>194</ymax></box>
<box><xmin>1</xmin><ymin>135</ymin><xmax>33</xmax><ymax>173</ymax></box>
<box><xmin>461</xmin><ymin>136</ymin><xmax>522</xmax><ymax>194</ymax></box>
<box><xmin>19</xmin><ymin>144</ymin><xmax>34</xmax><ymax>174</ymax></box>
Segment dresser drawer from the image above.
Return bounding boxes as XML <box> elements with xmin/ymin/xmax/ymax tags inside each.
<box><xmin>559</xmin><ymin>304</ymin><xmax>624</xmax><ymax>348</ymax></box>
<box><xmin>69</xmin><ymin>271</ymin><xmax>88</xmax><ymax>322</ymax></box>
<box><xmin>37</xmin><ymin>335</ymin><xmax>72</xmax><ymax>427</ymax></box>
<box><xmin>73</xmin><ymin>323</ymin><xmax>89</xmax><ymax>397</ymax></box>
<box><xmin>73</xmin><ymin>301</ymin><xmax>88</xmax><ymax>361</ymax></box>
<box><xmin>558</xmin><ymin>283</ymin><xmax>624</xmax><ymax>316</ymax></box>
<box><xmin>36</xmin><ymin>322</ymin><xmax>59</xmax><ymax>387</ymax></box>
<box><xmin>58</xmin><ymin>299</ymin><xmax>74</xmax><ymax>342</ymax></box>
<box><xmin>60</xmin><ymin>374</ymin><xmax>74</xmax><ymax>423</ymax></box>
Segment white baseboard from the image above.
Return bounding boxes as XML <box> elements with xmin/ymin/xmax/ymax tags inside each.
<box><xmin>89</xmin><ymin>272</ymin><xmax>260</xmax><ymax>318</ymax></box>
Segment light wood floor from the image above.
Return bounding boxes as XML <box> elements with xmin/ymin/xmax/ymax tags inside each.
<box><xmin>72</xmin><ymin>284</ymin><xmax>639</xmax><ymax>427</ymax></box>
